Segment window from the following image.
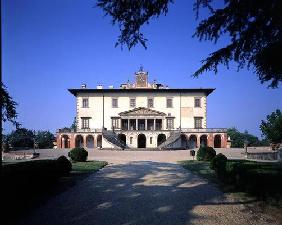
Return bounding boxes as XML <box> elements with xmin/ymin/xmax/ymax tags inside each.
<box><xmin>167</xmin><ymin>118</ymin><xmax>174</xmax><ymax>130</ymax></box>
<box><xmin>194</xmin><ymin>117</ymin><xmax>202</xmax><ymax>129</ymax></box>
<box><xmin>130</xmin><ymin>137</ymin><xmax>133</xmax><ymax>144</ymax></box>
<box><xmin>130</xmin><ymin>98</ymin><xmax>136</xmax><ymax>107</ymax></box>
<box><xmin>81</xmin><ymin>118</ymin><xmax>89</xmax><ymax>129</ymax></box>
<box><xmin>112</xmin><ymin>118</ymin><xmax>119</xmax><ymax>129</ymax></box>
<box><xmin>112</xmin><ymin>98</ymin><xmax>118</xmax><ymax>108</ymax></box>
<box><xmin>150</xmin><ymin>137</ymin><xmax>153</xmax><ymax>144</ymax></box>
<box><xmin>147</xmin><ymin>98</ymin><xmax>154</xmax><ymax>108</ymax></box>
<box><xmin>195</xmin><ymin>98</ymin><xmax>201</xmax><ymax>108</ymax></box>
<box><xmin>82</xmin><ymin>98</ymin><xmax>89</xmax><ymax>108</ymax></box>
<box><xmin>166</xmin><ymin>98</ymin><xmax>173</xmax><ymax>108</ymax></box>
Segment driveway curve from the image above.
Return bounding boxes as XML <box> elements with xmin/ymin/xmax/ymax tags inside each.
<box><xmin>17</xmin><ymin>161</ymin><xmax>278</xmax><ymax>225</ymax></box>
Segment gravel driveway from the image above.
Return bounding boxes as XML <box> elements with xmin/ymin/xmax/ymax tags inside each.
<box><xmin>17</xmin><ymin>161</ymin><xmax>278</xmax><ymax>225</ymax></box>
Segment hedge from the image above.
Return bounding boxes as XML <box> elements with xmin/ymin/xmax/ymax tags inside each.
<box><xmin>196</xmin><ymin>146</ymin><xmax>216</xmax><ymax>161</ymax></box>
<box><xmin>68</xmin><ymin>147</ymin><xmax>88</xmax><ymax>162</ymax></box>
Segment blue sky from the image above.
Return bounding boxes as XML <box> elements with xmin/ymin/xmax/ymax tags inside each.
<box><xmin>2</xmin><ymin>0</ymin><xmax>282</xmax><ymax>137</ymax></box>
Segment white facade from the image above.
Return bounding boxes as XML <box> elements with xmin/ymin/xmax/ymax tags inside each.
<box><xmin>76</xmin><ymin>92</ymin><xmax>207</xmax><ymax>131</ymax></box>
<box><xmin>57</xmin><ymin>68</ymin><xmax>228</xmax><ymax>149</ymax></box>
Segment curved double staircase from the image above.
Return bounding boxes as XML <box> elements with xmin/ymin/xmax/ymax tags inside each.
<box><xmin>157</xmin><ymin>131</ymin><xmax>182</xmax><ymax>149</ymax></box>
<box><xmin>102</xmin><ymin>129</ymin><xmax>127</xmax><ymax>149</ymax></box>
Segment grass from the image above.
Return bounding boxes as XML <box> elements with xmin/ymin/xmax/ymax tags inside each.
<box><xmin>71</xmin><ymin>160</ymin><xmax>108</xmax><ymax>172</ymax></box>
<box><xmin>179</xmin><ymin>160</ymin><xmax>217</xmax><ymax>181</ymax></box>
<box><xmin>179</xmin><ymin>159</ymin><xmax>282</xmax><ymax>214</ymax></box>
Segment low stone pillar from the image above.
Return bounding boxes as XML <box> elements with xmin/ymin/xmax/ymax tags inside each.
<box><xmin>57</xmin><ymin>135</ymin><xmax>62</xmax><ymax>148</ymax></box>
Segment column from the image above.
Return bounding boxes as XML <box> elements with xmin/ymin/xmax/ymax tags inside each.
<box><xmin>83</xmin><ymin>135</ymin><xmax>87</xmax><ymax>148</ymax></box>
<box><xmin>136</xmin><ymin>119</ymin><xmax>138</xmax><ymax>130</ymax></box>
<box><xmin>61</xmin><ymin>137</ymin><xmax>65</xmax><ymax>148</ymax></box>
<box><xmin>94</xmin><ymin>135</ymin><xmax>97</xmax><ymax>148</ymax></box>
<box><xmin>145</xmin><ymin>119</ymin><xmax>147</xmax><ymax>130</ymax></box>
<box><xmin>70</xmin><ymin>134</ymin><xmax>75</xmax><ymax>148</ymax></box>
<box><xmin>128</xmin><ymin>119</ymin><xmax>130</xmax><ymax>130</ymax></box>
<box><xmin>208</xmin><ymin>134</ymin><xmax>214</xmax><ymax>147</ymax></box>
<box><xmin>153</xmin><ymin>119</ymin><xmax>156</xmax><ymax>130</ymax></box>
<box><xmin>196</xmin><ymin>135</ymin><xmax>201</xmax><ymax>148</ymax></box>
<box><xmin>222</xmin><ymin>133</ymin><xmax>228</xmax><ymax>148</ymax></box>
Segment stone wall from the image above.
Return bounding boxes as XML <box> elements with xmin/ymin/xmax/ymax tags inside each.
<box><xmin>246</xmin><ymin>149</ymin><xmax>282</xmax><ymax>161</ymax></box>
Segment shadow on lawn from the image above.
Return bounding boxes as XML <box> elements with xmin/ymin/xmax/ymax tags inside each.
<box><xmin>14</xmin><ymin>161</ymin><xmax>262</xmax><ymax>225</ymax></box>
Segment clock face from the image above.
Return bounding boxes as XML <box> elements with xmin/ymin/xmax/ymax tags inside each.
<box><xmin>137</xmin><ymin>74</ymin><xmax>147</xmax><ymax>87</ymax></box>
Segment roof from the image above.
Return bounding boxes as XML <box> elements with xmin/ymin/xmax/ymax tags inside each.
<box><xmin>68</xmin><ymin>88</ymin><xmax>215</xmax><ymax>96</ymax></box>
<box><xmin>119</xmin><ymin>107</ymin><xmax>166</xmax><ymax>116</ymax></box>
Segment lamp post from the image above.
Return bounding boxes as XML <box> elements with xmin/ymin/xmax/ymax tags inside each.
<box><xmin>33</xmin><ymin>130</ymin><xmax>36</xmax><ymax>154</ymax></box>
<box><xmin>244</xmin><ymin>139</ymin><xmax>248</xmax><ymax>155</ymax></box>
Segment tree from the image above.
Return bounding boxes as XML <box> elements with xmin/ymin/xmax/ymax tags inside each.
<box><xmin>70</xmin><ymin>117</ymin><xmax>77</xmax><ymax>130</ymax></box>
<box><xmin>8</xmin><ymin>128</ymin><xmax>34</xmax><ymax>149</ymax></box>
<box><xmin>97</xmin><ymin>0</ymin><xmax>282</xmax><ymax>88</ymax></box>
<box><xmin>227</xmin><ymin>128</ymin><xmax>245</xmax><ymax>148</ymax></box>
<box><xmin>1</xmin><ymin>83</ymin><xmax>20</xmax><ymax>127</ymax></box>
<box><xmin>35</xmin><ymin>131</ymin><xmax>55</xmax><ymax>149</ymax></box>
<box><xmin>260</xmin><ymin>109</ymin><xmax>282</xmax><ymax>143</ymax></box>
<box><xmin>227</xmin><ymin>127</ymin><xmax>266</xmax><ymax>148</ymax></box>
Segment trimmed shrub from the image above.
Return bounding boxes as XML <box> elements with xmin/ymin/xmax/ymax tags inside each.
<box><xmin>68</xmin><ymin>147</ymin><xmax>88</xmax><ymax>162</ymax></box>
<box><xmin>210</xmin><ymin>153</ymin><xmax>227</xmax><ymax>179</ymax></box>
<box><xmin>196</xmin><ymin>146</ymin><xmax>216</xmax><ymax>161</ymax></box>
<box><xmin>56</xmin><ymin>155</ymin><xmax>72</xmax><ymax>175</ymax></box>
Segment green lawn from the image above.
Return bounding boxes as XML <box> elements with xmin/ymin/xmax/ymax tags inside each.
<box><xmin>71</xmin><ymin>160</ymin><xmax>108</xmax><ymax>172</ymax></box>
<box><xmin>179</xmin><ymin>159</ymin><xmax>282</xmax><ymax>222</ymax></box>
<box><xmin>179</xmin><ymin>159</ymin><xmax>282</xmax><ymax>199</ymax></box>
<box><xmin>179</xmin><ymin>160</ymin><xmax>217</xmax><ymax>181</ymax></box>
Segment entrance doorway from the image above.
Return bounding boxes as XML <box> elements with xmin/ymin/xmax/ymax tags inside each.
<box><xmin>75</xmin><ymin>135</ymin><xmax>84</xmax><ymax>148</ymax></box>
<box><xmin>138</xmin><ymin>134</ymin><xmax>146</xmax><ymax>148</ymax></box>
<box><xmin>188</xmin><ymin>135</ymin><xmax>197</xmax><ymax>149</ymax></box>
<box><xmin>86</xmin><ymin>135</ymin><xmax>94</xmax><ymax>148</ymax></box>
<box><xmin>214</xmin><ymin>134</ymin><xmax>221</xmax><ymax>148</ymax></box>
<box><xmin>200</xmin><ymin>135</ymin><xmax>208</xmax><ymax>147</ymax></box>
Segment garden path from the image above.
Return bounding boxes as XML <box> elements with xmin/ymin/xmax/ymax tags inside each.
<box><xmin>17</xmin><ymin>161</ymin><xmax>278</xmax><ymax>225</ymax></box>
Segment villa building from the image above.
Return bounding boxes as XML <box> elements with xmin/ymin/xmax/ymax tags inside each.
<box><xmin>56</xmin><ymin>68</ymin><xmax>229</xmax><ymax>149</ymax></box>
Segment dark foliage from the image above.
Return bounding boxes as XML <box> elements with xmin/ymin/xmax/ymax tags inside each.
<box><xmin>68</xmin><ymin>147</ymin><xmax>88</xmax><ymax>162</ymax></box>
<box><xmin>196</xmin><ymin>146</ymin><xmax>216</xmax><ymax>161</ymax></box>
<box><xmin>193</xmin><ymin>0</ymin><xmax>282</xmax><ymax>88</ymax></box>
<box><xmin>225</xmin><ymin>161</ymin><xmax>282</xmax><ymax>198</ymax></box>
<box><xmin>56</xmin><ymin>156</ymin><xmax>72</xmax><ymax>175</ymax></box>
<box><xmin>227</xmin><ymin>127</ymin><xmax>268</xmax><ymax>148</ymax></box>
<box><xmin>210</xmin><ymin>153</ymin><xmax>227</xmax><ymax>179</ymax></box>
<box><xmin>8</xmin><ymin>128</ymin><xmax>34</xmax><ymax>149</ymax></box>
<box><xmin>70</xmin><ymin>117</ymin><xmax>77</xmax><ymax>130</ymax></box>
<box><xmin>97</xmin><ymin>0</ymin><xmax>282</xmax><ymax>87</ymax></box>
<box><xmin>2</xmin><ymin>159</ymin><xmax>72</xmax><ymax>224</ymax></box>
<box><xmin>96</xmin><ymin>0</ymin><xmax>172</xmax><ymax>49</ymax></box>
<box><xmin>2</xmin><ymin>134</ymin><xmax>10</xmax><ymax>152</ymax></box>
<box><xmin>260</xmin><ymin>109</ymin><xmax>282</xmax><ymax>144</ymax></box>
<box><xmin>35</xmin><ymin>131</ymin><xmax>55</xmax><ymax>149</ymax></box>
<box><xmin>1</xmin><ymin>82</ymin><xmax>20</xmax><ymax>127</ymax></box>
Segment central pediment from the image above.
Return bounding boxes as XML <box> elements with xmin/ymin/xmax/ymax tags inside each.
<box><xmin>119</xmin><ymin>107</ymin><xmax>166</xmax><ymax>117</ymax></box>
